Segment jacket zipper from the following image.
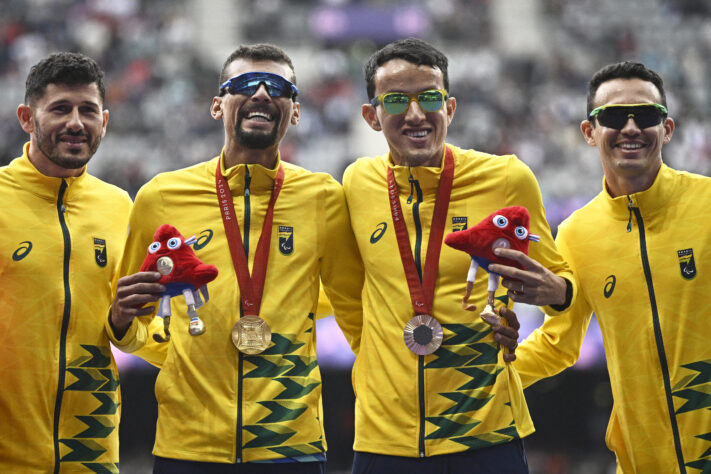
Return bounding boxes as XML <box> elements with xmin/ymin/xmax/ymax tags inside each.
<box><xmin>236</xmin><ymin>166</ymin><xmax>251</xmax><ymax>463</ymax></box>
<box><xmin>53</xmin><ymin>180</ymin><xmax>71</xmax><ymax>474</ymax></box>
<box><xmin>408</xmin><ymin>174</ymin><xmax>427</xmax><ymax>457</ymax></box>
<box><xmin>629</xmin><ymin>203</ymin><xmax>686</xmax><ymax>473</ymax></box>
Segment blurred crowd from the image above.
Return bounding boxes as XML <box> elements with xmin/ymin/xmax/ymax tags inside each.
<box><xmin>2</xmin><ymin>0</ymin><xmax>710</xmax><ymax>232</ymax></box>
<box><xmin>8</xmin><ymin>2</ymin><xmax>710</xmax><ymax>471</ymax></box>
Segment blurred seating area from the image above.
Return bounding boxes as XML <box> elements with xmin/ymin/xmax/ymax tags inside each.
<box><xmin>2</xmin><ymin>0</ymin><xmax>709</xmax><ymax>228</ymax></box>
<box><xmin>2</xmin><ymin>1</ymin><xmax>709</xmax><ymax>472</ymax></box>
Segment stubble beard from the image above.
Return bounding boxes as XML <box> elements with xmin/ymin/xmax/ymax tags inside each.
<box><xmin>234</xmin><ymin>111</ymin><xmax>282</xmax><ymax>150</ymax></box>
<box><xmin>34</xmin><ymin>121</ymin><xmax>100</xmax><ymax>170</ymax></box>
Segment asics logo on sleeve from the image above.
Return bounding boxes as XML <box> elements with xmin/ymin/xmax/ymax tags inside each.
<box><xmin>603</xmin><ymin>275</ymin><xmax>616</xmax><ymax>298</ymax></box>
<box><xmin>12</xmin><ymin>241</ymin><xmax>32</xmax><ymax>261</ymax></box>
<box><xmin>370</xmin><ymin>222</ymin><xmax>387</xmax><ymax>244</ymax></box>
<box><xmin>193</xmin><ymin>229</ymin><xmax>214</xmax><ymax>251</ymax></box>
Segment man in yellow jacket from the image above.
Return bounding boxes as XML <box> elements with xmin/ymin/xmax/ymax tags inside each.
<box><xmin>0</xmin><ymin>53</ymin><xmax>132</xmax><ymax>472</ymax></box>
<box><xmin>108</xmin><ymin>44</ymin><xmax>363</xmax><ymax>473</ymax></box>
<box><xmin>514</xmin><ymin>62</ymin><xmax>711</xmax><ymax>473</ymax></box>
<box><xmin>343</xmin><ymin>38</ymin><xmax>575</xmax><ymax>473</ymax></box>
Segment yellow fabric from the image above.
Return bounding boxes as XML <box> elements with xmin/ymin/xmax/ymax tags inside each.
<box><xmin>0</xmin><ymin>143</ymin><xmax>132</xmax><ymax>473</ymax></box>
<box><xmin>342</xmin><ymin>144</ymin><xmax>573</xmax><ymax>457</ymax></box>
<box><xmin>515</xmin><ymin>164</ymin><xmax>711</xmax><ymax>472</ymax></box>
<box><xmin>109</xmin><ymin>152</ymin><xmax>363</xmax><ymax>463</ymax></box>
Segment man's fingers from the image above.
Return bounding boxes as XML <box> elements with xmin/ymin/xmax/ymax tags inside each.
<box><xmin>117</xmin><ymin>271</ymin><xmax>163</xmax><ymax>287</ymax></box>
<box><xmin>499</xmin><ymin>306</ymin><xmax>521</xmax><ymax>330</ymax></box>
<box><xmin>116</xmin><ymin>281</ymin><xmax>166</xmax><ymax>298</ymax></box>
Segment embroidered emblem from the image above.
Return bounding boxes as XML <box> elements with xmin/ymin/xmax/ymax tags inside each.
<box><xmin>677</xmin><ymin>248</ymin><xmax>697</xmax><ymax>280</ymax></box>
<box><xmin>452</xmin><ymin>217</ymin><xmax>468</xmax><ymax>232</ymax></box>
<box><xmin>193</xmin><ymin>229</ymin><xmax>214</xmax><ymax>251</ymax></box>
<box><xmin>12</xmin><ymin>241</ymin><xmax>32</xmax><ymax>261</ymax></box>
<box><xmin>94</xmin><ymin>238</ymin><xmax>107</xmax><ymax>267</ymax></box>
<box><xmin>603</xmin><ymin>275</ymin><xmax>616</xmax><ymax>298</ymax></box>
<box><xmin>370</xmin><ymin>222</ymin><xmax>387</xmax><ymax>244</ymax></box>
<box><xmin>279</xmin><ymin>226</ymin><xmax>294</xmax><ymax>255</ymax></box>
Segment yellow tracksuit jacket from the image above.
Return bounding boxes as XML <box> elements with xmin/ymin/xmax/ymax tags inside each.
<box><xmin>514</xmin><ymin>164</ymin><xmax>711</xmax><ymax>473</ymax></box>
<box><xmin>0</xmin><ymin>143</ymin><xmax>132</xmax><ymax>473</ymax></box>
<box><xmin>342</xmin><ymin>144</ymin><xmax>574</xmax><ymax>458</ymax></box>
<box><xmin>109</xmin><ymin>152</ymin><xmax>363</xmax><ymax>463</ymax></box>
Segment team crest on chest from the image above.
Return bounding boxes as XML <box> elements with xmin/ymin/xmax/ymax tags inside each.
<box><xmin>279</xmin><ymin>226</ymin><xmax>294</xmax><ymax>256</ymax></box>
<box><xmin>677</xmin><ymin>248</ymin><xmax>697</xmax><ymax>280</ymax></box>
<box><xmin>452</xmin><ymin>217</ymin><xmax>467</xmax><ymax>232</ymax></box>
<box><xmin>94</xmin><ymin>238</ymin><xmax>107</xmax><ymax>267</ymax></box>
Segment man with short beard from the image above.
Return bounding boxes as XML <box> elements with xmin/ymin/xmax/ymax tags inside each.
<box><xmin>107</xmin><ymin>44</ymin><xmax>363</xmax><ymax>473</ymax></box>
<box><xmin>0</xmin><ymin>52</ymin><xmax>132</xmax><ymax>472</ymax></box>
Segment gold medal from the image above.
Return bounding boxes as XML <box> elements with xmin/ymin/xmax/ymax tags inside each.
<box><xmin>231</xmin><ymin>315</ymin><xmax>271</xmax><ymax>354</ymax></box>
<box><xmin>403</xmin><ymin>314</ymin><xmax>443</xmax><ymax>355</ymax></box>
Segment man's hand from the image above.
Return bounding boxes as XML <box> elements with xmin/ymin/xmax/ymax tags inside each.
<box><xmin>488</xmin><ymin>248</ymin><xmax>567</xmax><ymax>307</ymax></box>
<box><xmin>110</xmin><ymin>272</ymin><xmax>165</xmax><ymax>339</ymax></box>
<box><xmin>494</xmin><ymin>306</ymin><xmax>520</xmax><ymax>363</ymax></box>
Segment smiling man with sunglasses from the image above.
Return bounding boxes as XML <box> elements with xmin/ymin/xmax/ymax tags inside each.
<box><xmin>514</xmin><ymin>61</ymin><xmax>711</xmax><ymax>473</ymax></box>
<box><xmin>340</xmin><ymin>38</ymin><xmax>575</xmax><ymax>473</ymax></box>
<box><xmin>107</xmin><ymin>44</ymin><xmax>363</xmax><ymax>473</ymax></box>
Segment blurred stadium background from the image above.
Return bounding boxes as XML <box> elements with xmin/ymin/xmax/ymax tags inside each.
<box><xmin>3</xmin><ymin>0</ymin><xmax>710</xmax><ymax>472</ymax></box>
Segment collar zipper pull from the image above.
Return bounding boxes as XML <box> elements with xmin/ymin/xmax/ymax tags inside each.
<box><xmin>407</xmin><ymin>170</ymin><xmax>415</xmax><ymax>204</ymax></box>
<box><xmin>626</xmin><ymin>196</ymin><xmax>633</xmax><ymax>233</ymax></box>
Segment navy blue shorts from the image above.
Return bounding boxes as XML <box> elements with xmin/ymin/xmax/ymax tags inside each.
<box><xmin>352</xmin><ymin>439</ymin><xmax>528</xmax><ymax>474</ymax></box>
<box><xmin>153</xmin><ymin>456</ymin><xmax>325</xmax><ymax>474</ymax></box>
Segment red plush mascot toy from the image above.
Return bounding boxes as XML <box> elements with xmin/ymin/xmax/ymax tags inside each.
<box><xmin>444</xmin><ymin>206</ymin><xmax>539</xmax><ymax>325</ymax></box>
<box><xmin>140</xmin><ymin>224</ymin><xmax>218</xmax><ymax>342</ymax></box>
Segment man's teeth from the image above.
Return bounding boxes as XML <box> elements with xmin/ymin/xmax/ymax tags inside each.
<box><xmin>619</xmin><ymin>143</ymin><xmax>643</xmax><ymax>149</ymax></box>
<box><xmin>406</xmin><ymin>130</ymin><xmax>428</xmax><ymax>138</ymax></box>
<box><xmin>247</xmin><ymin>112</ymin><xmax>271</xmax><ymax>120</ymax></box>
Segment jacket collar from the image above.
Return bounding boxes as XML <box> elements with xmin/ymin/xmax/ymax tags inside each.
<box><xmin>9</xmin><ymin>142</ymin><xmax>88</xmax><ymax>202</ymax></box>
<box><xmin>386</xmin><ymin>146</ymin><xmax>449</xmax><ymax>195</ymax></box>
<box><xmin>601</xmin><ymin>163</ymin><xmax>678</xmax><ymax>221</ymax></box>
<box><xmin>214</xmin><ymin>149</ymin><xmax>282</xmax><ymax>193</ymax></box>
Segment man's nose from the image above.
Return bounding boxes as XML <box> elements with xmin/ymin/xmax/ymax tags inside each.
<box><xmin>66</xmin><ymin>108</ymin><xmax>85</xmax><ymax>131</ymax></box>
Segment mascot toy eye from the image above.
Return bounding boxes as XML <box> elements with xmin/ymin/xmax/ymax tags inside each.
<box><xmin>140</xmin><ymin>224</ymin><xmax>219</xmax><ymax>342</ymax></box>
<box><xmin>444</xmin><ymin>206</ymin><xmax>539</xmax><ymax>325</ymax></box>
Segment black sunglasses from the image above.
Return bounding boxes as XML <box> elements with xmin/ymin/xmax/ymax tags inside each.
<box><xmin>589</xmin><ymin>103</ymin><xmax>668</xmax><ymax>130</ymax></box>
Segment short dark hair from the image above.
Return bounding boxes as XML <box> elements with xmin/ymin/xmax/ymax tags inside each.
<box><xmin>587</xmin><ymin>61</ymin><xmax>666</xmax><ymax>116</ymax></box>
<box><xmin>219</xmin><ymin>44</ymin><xmax>296</xmax><ymax>87</ymax></box>
<box><xmin>24</xmin><ymin>52</ymin><xmax>105</xmax><ymax>106</ymax></box>
<box><xmin>364</xmin><ymin>38</ymin><xmax>449</xmax><ymax>100</ymax></box>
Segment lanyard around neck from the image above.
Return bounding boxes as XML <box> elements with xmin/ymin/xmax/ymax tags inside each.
<box><xmin>386</xmin><ymin>147</ymin><xmax>454</xmax><ymax>315</ymax></box>
<box><xmin>216</xmin><ymin>156</ymin><xmax>284</xmax><ymax>315</ymax></box>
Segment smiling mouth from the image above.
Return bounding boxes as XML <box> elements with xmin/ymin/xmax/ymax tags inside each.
<box><xmin>404</xmin><ymin>129</ymin><xmax>430</xmax><ymax>139</ymax></box>
<box><xmin>616</xmin><ymin>143</ymin><xmax>645</xmax><ymax>150</ymax></box>
<box><xmin>244</xmin><ymin>111</ymin><xmax>273</xmax><ymax>122</ymax></box>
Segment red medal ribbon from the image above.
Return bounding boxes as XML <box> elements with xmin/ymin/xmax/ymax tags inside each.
<box><xmin>387</xmin><ymin>147</ymin><xmax>454</xmax><ymax>315</ymax></box>
<box><xmin>216</xmin><ymin>156</ymin><xmax>284</xmax><ymax>315</ymax></box>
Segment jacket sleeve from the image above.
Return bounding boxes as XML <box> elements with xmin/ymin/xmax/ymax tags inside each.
<box><xmin>106</xmin><ymin>179</ymin><xmax>168</xmax><ymax>366</ymax></box>
<box><xmin>318</xmin><ymin>177</ymin><xmax>364</xmax><ymax>355</ymax></box>
<box><xmin>505</xmin><ymin>156</ymin><xmax>576</xmax><ymax>315</ymax></box>
<box><xmin>512</xmin><ymin>221</ymin><xmax>593</xmax><ymax>387</ymax></box>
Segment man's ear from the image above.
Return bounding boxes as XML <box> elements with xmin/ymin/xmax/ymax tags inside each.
<box><xmin>580</xmin><ymin>120</ymin><xmax>596</xmax><ymax>146</ymax></box>
<box><xmin>17</xmin><ymin>104</ymin><xmax>34</xmax><ymax>133</ymax></box>
<box><xmin>663</xmin><ymin>117</ymin><xmax>674</xmax><ymax>143</ymax></box>
<box><xmin>445</xmin><ymin>96</ymin><xmax>456</xmax><ymax>126</ymax></box>
<box><xmin>290</xmin><ymin>101</ymin><xmax>300</xmax><ymax>125</ymax></box>
<box><xmin>362</xmin><ymin>103</ymin><xmax>382</xmax><ymax>131</ymax></box>
<box><xmin>210</xmin><ymin>97</ymin><xmax>223</xmax><ymax>120</ymax></box>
